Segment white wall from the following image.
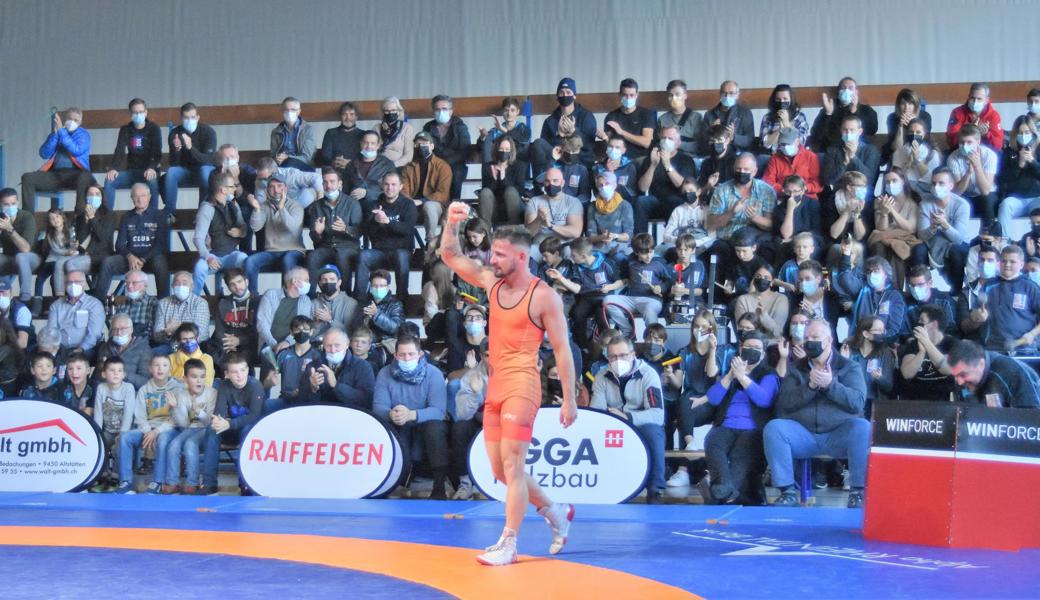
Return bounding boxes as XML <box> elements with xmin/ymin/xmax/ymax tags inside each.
<box><xmin>1</xmin><ymin>0</ymin><xmax>1037</xmax><ymax>186</ymax></box>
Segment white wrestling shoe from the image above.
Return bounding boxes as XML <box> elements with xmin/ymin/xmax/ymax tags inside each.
<box><xmin>476</xmin><ymin>535</ymin><xmax>518</xmax><ymax>566</ymax></box>
<box><xmin>539</xmin><ymin>502</ymin><xmax>575</xmax><ymax>555</ymax></box>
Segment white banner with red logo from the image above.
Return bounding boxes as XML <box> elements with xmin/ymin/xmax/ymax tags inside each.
<box><xmin>468</xmin><ymin>407</ymin><xmax>650</xmax><ymax>504</ymax></box>
<box><xmin>0</xmin><ymin>400</ymin><xmax>104</xmax><ymax>492</ymax></box>
<box><xmin>239</xmin><ymin>405</ymin><xmax>403</xmax><ymax>498</ymax></box>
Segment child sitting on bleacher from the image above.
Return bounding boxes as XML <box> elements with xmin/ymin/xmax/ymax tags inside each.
<box><xmin>89</xmin><ymin>357</ymin><xmax>136</xmax><ymax>493</ymax></box>
<box><xmin>537</xmin><ymin>236</ymin><xmax>577</xmax><ymax>315</ymax></box>
<box><xmin>165</xmin><ymin>359</ymin><xmax>217</xmax><ymax>494</ymax></box>
<box><xmin>776</xmin><ymin>232</ymin><xmax>816</xmax><ymax>294</ymax></box>
<box><xmin>556</xmin><ymin>237</ymin><xmax>624</xmax><ymax>357</ymax></box>
<box><xmin>605</xmin><ymin>233</ymin><xmax>673</xmax><ymax>338</ymax></box>
<box><xmin>115</xmin><ymin>354</ymin><xmax>183</xmax><ymax>494</ymax></box>
<box><xmin>21</xmin><ymin>351</ymin><xmax>62</xmax><ymax>406</ymax></box>
<box><xmin>350</xmin><ymin>325</ymin><xmax>388</xmax><ymax>377</ymax></box>
<box><xmin>667</xmin><ymin>233</ymin><xmax>706</xmax><ymax>324</ymax></box>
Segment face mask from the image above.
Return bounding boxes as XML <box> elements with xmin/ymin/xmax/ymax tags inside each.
<box><xmin>319</xmin><ymin>282</ymin><xmax>338</xmax><ymax>297</ymax></box>
<box><xmin>181</xmin><ymin>340</ymin><xmax>199</xmax><ymax>354</ymax></box>
<box><xmin>868</xmin><ymin>271</ymin><xmax>885</xmax><ymax>291</ymax></box>
<box><xmin>853</xmin><ymin>186</ymin><xmax>868</xmax><ymax>201</ymax></box>
<box><xmin>382</xmin><ymin>112</ymin><xmax>399</xmax><ymax>124</ymax></box>
<box><xmin>418</xmin><ymin>146</ymin><xmax>433</xmax><ymax>160</ymax></box>
<box><xmin>496</xmin><ymin>150</ymin><xmax>511</xmax><ymax>162</ymax></box>
<box><xmin>3</xmin><ymin>206</ymin><xmax>18</xmax><ymax>219</ymax></box>
<box><xmin>464</xmin><ymin>322</ymin><xmax>484</xmax><ymax>337</ymax></box>
<box><xmin>791</xmin><ymin>323</ymin><xmax>807</xmax><ymax>340</ymax></box>
<box><xmin>127</xmin><ymin>289</ymin><xmax>143</xmax><ymax>301</ymax></box>
<box><xmin>841</xmin><ymin>132</ymin><xmax>860</xmax><ymax>144</ymax></box>
<box><xmin>735</xmin><ymin>172</ymin><xmax>752</xmax><ymax>185</ymax></box>
<box><xmin>172</xmin><ymin>285</ymin><xmax>190</xmax><ymax>301</ymax></box>
<box><xmin>804</xmin><ymin>340</ymin><xmax>826</xmax><ymax>359</ymax></box>
<box><xmin>65</xmin><ymin>120</ymin><xmax>79</xmax><ymax>132</ymax></box>
<box><xmin>660</xmin><ymin>138</ymin><xmax>676</xmax><ymax>152</ymax></box>
<box><xmin>1029</xmin><ymin>103</ymin><xmax>1040</xmax><ymax>115</ymax></box>
<box><xmin>182</xmin><ymin>118</ymin><xmax>198</xmax><ymax>134</ymax></box>
<box><xmin>776</xmin><ymin>100</ymin><xmax>791</xmax><ymax>111</ymax></box>
<box><xmin>932</xmin><ymin>184</ymin><xmax>950</xmax><ymax>199</ymax></box>
<box><xmin>131</xmin><ymin>113</ymin><xmax>146</xmax><ymax>126</ymax></box>
<box><xmin>599</xmin><ymin>185</ymin><xmax>615</xmax><ymax>199</ymax></box>
<box><xmin>557</xmin><ymin>95</ymin><xmax>575</xmax><ymax>107</ymax></box>
<box><xmin>0</xmin><ymin>296</ymin><xmax>10</xmax><ymax>311</ymax></box>
<box><xmin>112</xmin><ymin>334</ymin><xmax>130</xmax><ymax>347</ymax></box>
<box><xmin>740</xmin><ymin>348</ymin><xmax>762</xmax><ymax>365</ymax></box>
<box><xmin>606</xmin><ymin>147</ymin><xmax>623</xmax><ymax>162</ymax></box>
<box><xmin>435</xmin><ymin>110</ymin><xmax>452</xmax><ymax>124</ymax></box>
<box><xmin>713</xmin><ymin>142</ymin><xmax>726</xmax><ymax>155</ymax></box>
<box><xmin>905</xmin><ymin>285</ymin><xmax>929</xmax><ymax>303</ymax></box>
<box><xmin>981</xmin><ymin>261</ymin><xmax>997</xmax><ymax>279</ymax></box>
<box><xmin>648</xmin><ymin>342</ymin><xmax>664</xmax><ymax>357</ymax></box>
<box><xmin>753</xmin><ymin>278</ymin><xmax>771</xmax><ymax>292</ymax></box>
<box><xmin>720</xmin><ymin>95</ymin><xmax>736</xmax><ymax>108</ymax></box>
<box><xmin>224</xmin><ymin>158</ymin><xmax>239</xmax><ymax>169</ymax></box>
<box><xmin>1030</xmin><ymin>272</ymin><xmax>1040</xmax><ymax>285</ymax></box>
<box><xmin>296</xmin><ymin>281</ymin><xmax>311</xmax><ymax>296</ymax></box>
<box><xmin>610</xmin><ymin>358</ymin><xmax>633</xmax><ymax>377</ymax></box>
<box><xmin>1018</xmin><ymin>133</ymin><xmax>1034</xmax><ymax>147</ymax></box>
<box><xmin>86</xmin><ymin>195</ymin><xmax>103</xmax><ymax>209</ymax></box>
<box><xmin>294</xmin><ymin>331</ymin><xmax>311</xmax><ymax>344</ymax></box>
<box><xmin>695</xmin><ymin>330</ymin><xmax>710</xmax><ymax>343</ymax></box>
<box><xmin>781</xmin><ymin>144</ymin><xmax>798</xmax><ymax>157</ymax></box>
<box><xmin>1033</xmin><ymin>223</ymin><xmax>1040</xmax><ymax>237</ymax></box>
<box><xmin>837</xmin><ymin>89</ymin><xmax>854</xmax><ymax>106</ymax></box>
<box><xmin>232</xmin><ymin>290</ymin><xmax>249</xmax><ymax>301</ymax></box>
<box><xmin>67</xmin><ymin>283</ymin><xmax>83</xmax><ymax>298</ymax></box>
<box><xmin>398</xmin><ymin>358</ymin><xmax>419</xmax><ymax>372</ymax></box>
<box><xmin>885</xmin><ymin>181</ymin><xmax>904</xmax><ymax>197</ymax></box>
<box><xmin>324</xmin><ymin>189</ymin><xmax>340</xmax><ymax>202</ymax></box>
<box><xmin>968</xmin><ymin>100</ymin><xmax>986</xmax><ymax>114</ymax></box>
<box><xmin>371</xmin><ymin>286</ymin><xmax>389</xmax><ymax>301</ymax></box>
<box><xmin>961</xmin><ymin>143</ymin><xmax>976</xmax><ymax>156</ymax></box>
<box><xmin>800</xmin><ymin>280</ymin><xmax>818</xmax><ymax>296</ymax></box>
<box><xmin>327</xmin><ymin>350</ymin><xmax>347</xmax><ymax>365</ymax></box>
<box><xmin>909</xmin><ymin>134</ymin><xmax>925</xmax><ymax>145</ymax></box>
<box><xmin>620</xmin><ymin>97</ymin><xmax>636</xmax><ymax>109</ymax></box>
<box><xmin>360</xmin><ymin>149</ymin><xmax>377</xmax><ymax>160</ymax></box>
<box><xmin>683</xmin><ymin>191</ymin><xmax>698</xmax><ymax>205</ymax></box>
<box><xmin>283</xmin><ymin>110</ymin><xmax>299</xmax><ymax>125</ymax></box>
<box><xmin>560</xmin><ymin>153</ymin><xmax>575</xmax><ymax>165</ymax></box>
<box><xmin>545</xmin><ymin>184</ymin><xmax>563</xmax><ymax>197</ymax></box>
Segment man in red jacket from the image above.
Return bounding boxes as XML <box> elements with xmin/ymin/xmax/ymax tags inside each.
<box><xmin>763</xmin><ymin>128</ymin><xmax>822</xmax><ymax>198</ymax></box>
<box><xmin>947</xmin><ymin>83</ymin><xmax>1004</xmax><ymax>151</ymax></box>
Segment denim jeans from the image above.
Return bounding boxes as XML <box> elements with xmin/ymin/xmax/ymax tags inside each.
<box><xmin>166</xmin><ymin>427</ymin><xmax>209</xmax><ymax>485</ymax></box>
<box><xmin>193</xmin><ymin>251</ymin><xmax>247</xmax><ymax>295</ymax></box>
<box><xmin>119</xmin><ymin>428</ymin><xmax>179</xmax><ymax>484</ymax></box>
<box><xmin>998</xmin><ymin>195</ymin><xmax>1040</xmax><ymax>237</ymax></box>
<box><xmin>355</xmin><ymin>248</ymin><xmax>412</xmax><ymax>298</ymax></box>
<box><xmin>202</xmin><ymin>425</ymin><xmax>253</xmax><ymax>488</ymax></box>
<box><xmin>763</xmin><ymin>418</ymin><xmax>871</xmax><ymax>489</ymax></box>
<box><xmin>104</xmin><ymin>169</ymin><xmax>160</xmax><ymax>210</ymax></box>
<box><xmin>162</xmin><ymin>165</ymin><xmax>215</xmax><ymax>215</ymax></box>
<box><xmin>243</xmin><ymin>250</ymin><xmax>305</xmax><ymax>293</ymax></box>
<box><xmin>604</xmin><ymin>295</ymin><xmax>663</xmax><ymax>338</ymax></box>
<box><xmin>637</xmin><ymin>422</ymin><xmax>667</xmax><ymax>493</ymax></box>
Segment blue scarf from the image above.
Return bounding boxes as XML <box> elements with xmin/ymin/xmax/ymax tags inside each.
<box><xmin>392</xmin><ymin>355</ymin><xmax>428</xmax><ymax>385</ymax></box>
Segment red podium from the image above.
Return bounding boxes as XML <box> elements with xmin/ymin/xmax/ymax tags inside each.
<box><xmin>864</xmin><ymin>401</ymin><xmax>1040</xmax><ymax>551</ymax></box>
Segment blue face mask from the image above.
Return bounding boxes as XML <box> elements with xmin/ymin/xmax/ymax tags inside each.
<box><xmin>981</xmin><ymin>261</ymin><xmax>998</xmax><ymax>279</ymax></box>
<box><xmin>968</xmin><ymin>100</ymin><xmax>986</xmax><ymax>114</ymax></box>
<box><xmin>932</xmin><ymin>184</ymin><xmax>950</xmax><ymax>200</ymax></box>
<box><xmin>720</xmin><ymin>95</ymin><xmax>736</xmax><ymax>108</ymax></box>
<box><xmin>868</xmin><ymin>271</ymin><xmax>886</xmax><ymax>291</ymax></box>
<box><xmin>790</xmin><ymin>322</ymin><xmax>807</xmax><ymax>339</ymax></box>
<box><xmin>1029</xmin><ymin>103</ymin><xmax>1040</xmax><ymax>116</ymax></box>
<box><xmin>1018</xmin><ymin>133</ymin><xmax>1034</xmax><ymax>147</ymax></box>
<box><xmin>3</xmin><ymin>206</ymin><xmax>18</xmax><ymax>219</ymax></box>
<box><xmin>398</xmin><ymin>358</ymin><xmax>419</xmax><ymax>372</ymax></box>
<box><xmin>781</xmin><ymin>144</ymin><xmax>798</xmax><ymax>157</ymax></box>
<box><xmin>435</xmin><ymin>109</ymin><xmax>451</xmax><ymax>124</ymax></box>
<box><xmin>606</xmin><ymin>147</ymin><xmax>623</xmax><ymax>162</ymax></box>
<box><xmin>131</xmin><ymin>113</ymin><xmax>146</xmax><ymax>126</ymax></box>
<box><xmin>464</xmin><ymin>322</ymin><xmax>484</xmax><ymax>337</ymax></box>
<box><xmin>841</xmin><ymin>132</ymin><xmax>860</xmax><ymax>144</ymax></box>
<box><xmin>1030</xmin><ymin>272</ymin><xmax>1040</xmax><ymax>285</ymax></box>
<box><xmin>800</xmin><ymin>280</ymin><xmax>818</xmax><ymax>296</ymax></box>
<box><xmin>86</xmin><ymin>195</ymin><xmax>103</xmax><ymax>209</ymax></box>
<box><xmin>853</xmin><ymin>186</ymin><xmax>868</xmax><ymax>201</ymax></box>
<box><xmin>885</xmin><ymin>181</ymin><xmax>904</xmax><ymax>197</ymax></box>
<box><xmin>360</xmin><ymin>149</ymin><xmax>377</xmax><ymax>160</ymax></box>
<box><xmin>620</xmin><ymin>96</ymin><xmax>636</xmax><ymax>109</ymax></box>
<box><xmin>837</xmin><ymin>88</ymin><xmax>854</xmax><ymax>106</ymax></box>
<box><xmin>371</xmin><ymin>286</ymin><xmax>389</xmax><ymax>301</ymax></box>
<box><xmin>181</xmin><ymin>340</ymin><xmax>199</xmax><ymax>354</ymax></box>
<box><xmin>182</xmin><ymin>118</ymin><xmax>198</xmax><ymax>134</ymax></box>
<box><xmin>961</xmin><ymin>143</ymin><xmax>976</xmax><ymax>156</ymax></box>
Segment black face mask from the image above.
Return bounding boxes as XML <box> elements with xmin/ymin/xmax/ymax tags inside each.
<box><xmin>909</xmin><ymin>134</ymin><xmax>925</xmax><ymax>145</ymax></box>
<box><xmin>739</xmin><ymin>348</ymin><xmax>762</xmax><ymax>365</ymax></box>
<box><xmin>557</xmin><ymin>96</ymin><xmax>575</xmax><ymax>107</ymax></box>
<box><xmin>1031</xmin><ymin>224</ymin><xmax>1040</xmax><ymax>237</ymax></box>
<box><xmin>735</xmin><ymin>172</ymin><xmax>752</xmax><ymax>185</ymax></box>
<box><xmin>683</xmin><ymin>191</ymin><xmax>698</xmax><ymax>205</ymax></box>
<box><xmin>496</xmin><ymin>150</ymin><xmax>510</xmax><ymax>163</ymax></box>
<box><xmin>547</xmin><ymin>378</ymin><xmax>563</xmax><ymax>398</ymax></box>
<box><xmin>713</xmin><ymin>142</ymin><xmax>726</xmax><ymax>155</ymax></box>
<box><xmin>418</xmin><ymin>146</ymin><xmax>433</xmax><ymax>160</ymax></box>
<box><xmin>560</xmin><ymin>153</ymin><xmax>576</xmax><ymax>165</ymax></box>
<box><xmin>804</xmin><ymin>340</ymin><xmax>825</xmax><ymax>359</ymax></box>
<box><xmin>383</xmin><ymin>112</ymin><xmax>399</xmax><ymax>124</ymax></box>
<box><xmin>753</xmin><ymin>278</ymin><xmax>771</xmax><ymax>292</ymax></box>
<box><xmin>320</xmin><ymin>282</ymin><xmax>338</xmax><ymax>297</ymax></box>
<box><xmin>545</xmin><ymin>184</ymin><xmax>563</xmax><ymax>197</ymax></box>
<box><xmin>775</xmin><ymin>100</ymin><xmax>791</xmax><ymax>111</ymax></box>
<box><xmin>294</xmin><ymin>331</ymin><xmax>311</xmax><ymax>344</ymax></box>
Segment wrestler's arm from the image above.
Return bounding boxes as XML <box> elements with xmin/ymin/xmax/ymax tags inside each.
<box><xmin>536</xmin><ymin>284</ymin><xmax>577</xmax><ymax>426</ymax></box>
<box><xmin>441</xmin><ymin>202</ymin><xmax>498</xmax><ymax>290</ymax></box>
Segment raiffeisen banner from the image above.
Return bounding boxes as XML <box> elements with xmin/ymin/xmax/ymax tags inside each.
<box><xmin>239</xmin><ymin>405</ymin><xmax>403</xmax><ymax>498</ymax></box>
<box><xmin>468</xmin><ymin>407</ymin><xmax>650</xmax><ymax>504</ymax></box>
<box><xmin>0</xmin><ymin>399</ymin><xmax>104</xmax><ymax>492</ymax></box>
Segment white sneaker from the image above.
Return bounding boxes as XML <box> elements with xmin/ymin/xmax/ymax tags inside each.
<box><xmin>684</xmin><ymin>440</ymin><xmax>700</xmax><ymax>452</ymax></box>
<box><xmin>476</xmin><ymin>536</ymin><xmax>517</xmax><ymax>566</ymax></box>
<box><xmin>666</xmin><ymin>469</ymin><xmax>690</xmax><ymax>487</ymax></box>
<box><xmin>539</xmin><ymin>502</ymin><xmax>574</xmax><ymax>555</ymax></box>
<box><xmin>452</xmin><ymin>478</ymin><xmax>474</xmax><ymax>500</ymax></box>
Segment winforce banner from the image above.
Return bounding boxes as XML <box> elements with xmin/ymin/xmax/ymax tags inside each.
<box><xmin>872</xmin><ymin>401</ymin><xmax>958</xmax><ymax>450</ymax></box>
<box><xmin>468</xmin><ymin>407</ymin><xmax>650</xmax><ymax>504</ymax></box>
<box><xmin>0</xmin><ymin>399</ymin><xmax>104</xmax><ymax>492</ymax></box>
<box><xmin>240</xmin><ymin>406</ymin><xmax>403</xmax><ymax>498</ymax></box>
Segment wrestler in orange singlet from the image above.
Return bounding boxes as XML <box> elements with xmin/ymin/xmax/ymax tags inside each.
<box><xmin>440</xmin><ymin>201</ymin><xmax>578</xmax><ymax>566</ymax></box>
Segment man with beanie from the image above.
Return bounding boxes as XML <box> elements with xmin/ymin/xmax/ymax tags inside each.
<box><xmin>530</xmin><ymin>78</ymin><xmax>598</xmax><ymax>177</ymax></box>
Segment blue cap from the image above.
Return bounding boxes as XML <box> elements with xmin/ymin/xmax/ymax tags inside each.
<box><xmin>0</xmin><ymin>277</ymin><xmax>11</xmax><ymax>292</ymax></box>
<box><xmin>318</xmin><ymin>264</ymin><xmax>341</xmax><ymax>279</ymax></box>
<box><xmin>557</xmin><ymin>77</ymin><xmax>576</xmax><ymax>95</ymax></box>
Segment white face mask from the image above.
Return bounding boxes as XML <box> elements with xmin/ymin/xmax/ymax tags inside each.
<box><xmin>0</xmin><ymin>295</ymin><xmax>10</xmax><ymax>311</ymax></box>
<box><xmin>64</xmin><ymin>119</ymin><xmax>79</xmax><ymax>132</ymax></box>
<box><xmin>127</xmin><ymin>289</ymin><xmax>144</xmax><ymax>301</ymax></box>
<box><xmin>297</xmin><ymin>281</ymin><xmax>311</xmax><ymax>296</ymax></box>
<box><xmin>284</xmin><ymin>110</ymin><xmax>299</xmax><ymax>125</ymax></box>
<box><xmin>173</xmin><ymin>285</ymin><xmax>190</xmax><ymax>301</ymax></box>
<box><xmin>610</xmin><ymin>358</ymin><xmax>633</xmax><ymax>377</ymax></box>
<box><xmin>66</xmin><ymin>283</ymin><xmax>83</xmax><ymax>298</ymax></box>
<box><xmin>326</xmin><ymin>350</ymin><xmax>347</xmax><ymax>365</ymax></box>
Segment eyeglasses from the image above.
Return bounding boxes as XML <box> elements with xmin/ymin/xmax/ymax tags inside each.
<box><xmin>464</xmin><ymin>317</ymin><xmax>484</xmax><ymax>322</ymax></box>
<box><xmin>606</xmin><ymin>353</ymin><xmax>632</xmax><ymax>361</ymax></box>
